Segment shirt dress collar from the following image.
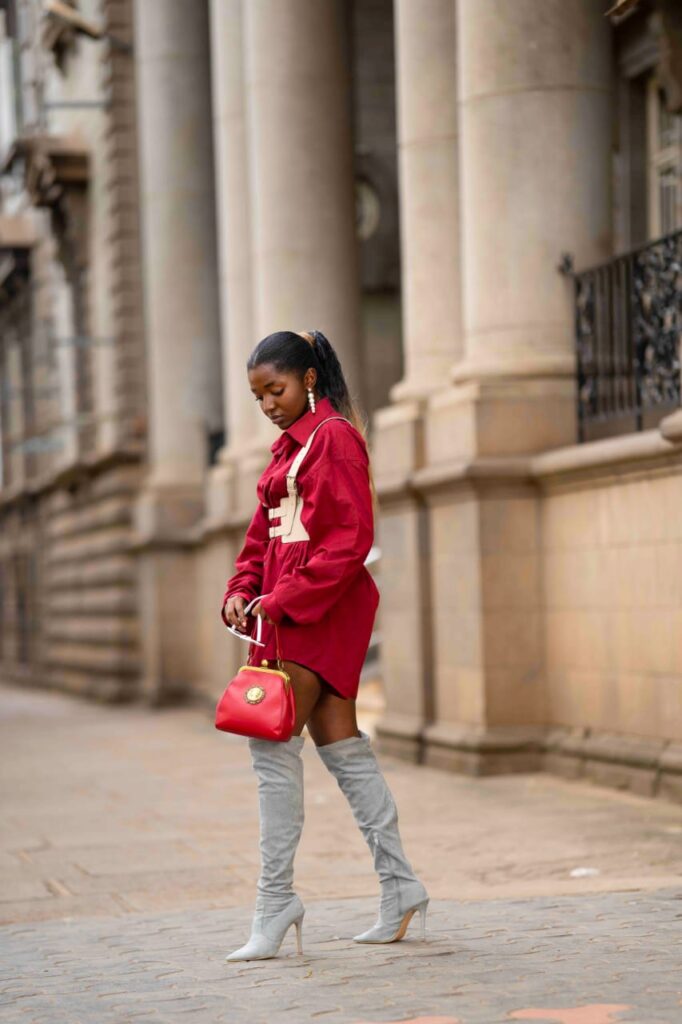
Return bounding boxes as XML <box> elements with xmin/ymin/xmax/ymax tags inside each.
<box><xmin>269</xmin><ymin>396</ymin><xmax>335</xmax><ymax>452</ymax></box>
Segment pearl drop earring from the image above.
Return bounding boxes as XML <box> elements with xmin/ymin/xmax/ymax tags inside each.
<box><xmin>307</xmin><ymin>388</ymin><xmax>316</xmax><ymax>414</ymax></box>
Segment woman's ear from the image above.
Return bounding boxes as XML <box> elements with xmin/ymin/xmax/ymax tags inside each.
<box><xmin>303</xmin><ymin>368</ymin><xmax>317</xmax><ymax>391</ymax></box>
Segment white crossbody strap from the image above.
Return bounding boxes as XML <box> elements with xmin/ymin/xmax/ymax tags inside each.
<box><xmin>285</xmin><ymin>416</ymin><xmax>348</xmax><ymax>499</ymax></box>
<box><xmin>268</xmin><ymin>416</ymin><xmax>350</xmax><ymax>543</ymax></box>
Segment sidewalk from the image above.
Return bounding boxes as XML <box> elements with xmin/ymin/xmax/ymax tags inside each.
<box><xmin>1</xmin><ymin>683</ymin><xmax>681</xmax><ymax>1024</ymax></box>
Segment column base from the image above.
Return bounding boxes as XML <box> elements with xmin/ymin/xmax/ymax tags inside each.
<box><xmin>132</xmin><ymin>484</ymin><xmax>204</xmax><ymax>704</ymax></box>
<box><xmin>375</xmin><ymin>712</ymin><xmax>427</xmax><ymax>764</ymax></box>
<box><xmin>133</xmin><ymin>483</ymin><xmax>204</xmax><ymax>545</ymax></box>
<box><xmin>425</xmin><ymin>377</ymin><xmax>577</xmax><ymax>462</ymax></box>
<box><xmin>372</xmin><ymin>399</ymin><xmax>434</xmax><ymax>752</ymax></box>
<box><xmin>423</xmin><ymin>722</ymin><xmax>546</xmax><ymax>775</ymax></box>
<box><xmin>451</xmin><ymin>352</ymin><xmax>576</xmax><ymax>385</ymax></box>
<box><xmin>204</xmin><ymin>442</ymin><xmax>273</xmax><ymax>535</ymax></box>
<box><xmin>390</xmin><ymin>373</ymin><xmax>453</xmax><ymax>405</ymax></box>
<box><xmin>372</xmin><ymin>399</ymin><xmax>426</xmax><ymax>483</ymax></box>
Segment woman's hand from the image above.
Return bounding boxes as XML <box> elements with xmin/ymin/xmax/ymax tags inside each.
<box><xmin>223</xmin><ymin>595</ymin><xmax>273</xmax><ymax>630</ymax></box>
<box><xmin>224</xmin><ymin>595</ymin><xmax>249</xmax><ymax>631</ymax></box>
<box><xmin>251</xmin><ymin>600</ymin><xmax>274</xmax><ymax>624</ymax></box>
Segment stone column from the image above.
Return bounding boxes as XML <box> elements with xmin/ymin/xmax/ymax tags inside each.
<box><xmin>133</xmin><ymin>0</ymin><xmax>221</xmax><ymax>701</ymax></box>
<box><xmin>243</xmin><ymin>0</ymin><xmax>361</xmax><ymax>398</ymax></box>
<box><xmin>134</xmin><ymin>0</ymin><xmax>221</xmax><ymax>501</ymax></box>
<box><xmin>210</xmin><ymin>0</ymin><xmax>259</xmax><ymax>455</ymax></box>
<box><xmin>207</xmin><ymin>0</ymin><xmax>265</xmax><ymax>523</ymax></box>
<box><xmin>390</xmin><ymin>0</ymin><xmax>462</xmax><ymax>402</ymax></box>
<box><xmin>417</xmin><ymin>0</ymin><xmax>614</xmax><ymax>773</ymax></box>
<box><xmin>439</xmin><ymin>0</ymin><xmax>613</xmax><ymax>457</ymax></box>
<box><xmin>373</xmin><ymin>0</ymin><xmax>461</xmax><ymax>760</ymax></box>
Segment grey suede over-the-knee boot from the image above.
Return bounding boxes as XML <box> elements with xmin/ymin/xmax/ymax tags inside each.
<box><xmin>225</xmin><ymin>735</ymin><xmax>306</xmax><ymax>961</ymax></box>
<box><xmin>316</xmin><ymin>730</ymin><xmax>429</xmax><ymax>943</ymax></box>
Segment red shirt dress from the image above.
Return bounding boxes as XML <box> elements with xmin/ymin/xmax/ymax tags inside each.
<box><xmin>221</xmin><ymin>396</ymin><xmax>380</xmax><ymax>700</ymax></box>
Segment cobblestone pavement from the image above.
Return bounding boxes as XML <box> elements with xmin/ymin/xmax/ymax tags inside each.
<box><xmin>1</xmin><ymin>684</ymin><xmax>682</xmax><ymax>1023</ymax></box>
<box><xmin>2</xmin><ymin>889</ymin><xmax>681</xmax><ymax>1024</ymax></box>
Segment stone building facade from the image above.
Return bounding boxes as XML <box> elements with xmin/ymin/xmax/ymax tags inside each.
<box><xmin>1</xmin><ymin>0</ymin><xmax>681</xmax><ymax>800</ymax></box>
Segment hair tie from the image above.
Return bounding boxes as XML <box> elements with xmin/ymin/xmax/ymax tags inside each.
<box><xmin>297</xmin><ymin>331</ymin><xmax>316</xmax><ymax>347</ymax></box>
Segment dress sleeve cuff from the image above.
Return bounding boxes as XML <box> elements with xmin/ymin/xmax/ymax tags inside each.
<box><xmin>260</xmin><ymin>592</ymin><xmax>285</xmax><ymax>624</ymax></box>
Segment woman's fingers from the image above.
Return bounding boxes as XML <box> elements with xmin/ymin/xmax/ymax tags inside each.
<box><xmin>226</xmin><ymin>595</ymin><xmax>248</xmax><ymax>630</ymax></box>
<box><xmin>251</xmin><ymin>601</ymin><xmax>273</xmax><ymax>624</ymax></box>
<box><xmin>224</xmin><ymin>595</ymin><xmax>271</xmax><ymax>629</ymax></box>
<box><xmin>235</xmin><ymin>597</ymin><xmax>248</xmax><ymax>629</ymax></box>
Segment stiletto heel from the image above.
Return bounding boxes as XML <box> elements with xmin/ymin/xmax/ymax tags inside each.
<box><xmin>294</xmin><ymin>915</ymin><xmax>304</xmax><ymax>954</ymax></box>
<box><xmin>417</xmin><ymin>898</ymin><xmax>429</xmax><ymax>940</ymax></box>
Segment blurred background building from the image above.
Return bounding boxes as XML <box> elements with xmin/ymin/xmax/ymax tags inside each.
<box><xmin>1</xmin><ymin>0</ymin><xmax>681</xmax><ymax>799</ymax></box>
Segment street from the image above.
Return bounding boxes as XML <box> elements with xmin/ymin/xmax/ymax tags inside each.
<box><xmin>1</xmin><ymin>684</ymin><xmax>681</xmax><ymax>1024</ymax></box>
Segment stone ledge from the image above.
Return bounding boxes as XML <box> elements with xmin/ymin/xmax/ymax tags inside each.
<box><xmin>659</xmin><ymin>408</ymin><xmax>682</xmax><ymax>444</ymax></box>
<box><xmin>532</xmin><ymin>428</ymin><xmax>679</xmax><ymax>480</ymax></box>
<box><xmin>375</xmin><ymin>454</ymin><xmax>536</xmax><ymax>501</ymax></box>
<box><xmin>379</xmin><ymin>718</ymin><xmax>682</xmax><ymax>804</ymax></box>
<box><xmin>374</xmin><ymin>423</ymin><xmax>682</xmax><ymax>503</ymax></box>
<box><xmin>413</xmin><ymin>456</ymin><xmax>533</xmax><ymax>494</ymax></box>
<box><xmin>196</xmin><ymin>508</ymin><xmax>262</xmax><ymax>543</ymax></box>
<box><xmin>374</xmin><ymin>471</ymin><xmax>413</xmax><ymax>501</ymax></box>
<box><xmin>544</xmin><ymin>728</ymin><xmax>679</xmax><ymax>802</ymax></box>
<box><xmin>0</xmin><ymin>447</ymin><xmax>143</xmax><ymax>511</ymax></box>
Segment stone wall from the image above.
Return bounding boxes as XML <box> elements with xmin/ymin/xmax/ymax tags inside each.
<box><xmin>0</xmin><ymin>0</ymin><xmax>146</xmax><ymax>701</ymax></box>
<box><xmin>374</xmin><ymin>429</ymin><xmax>682</xmax><ymax>801</ymax></box>
<box><xmin>42</xmin><ymin>463</ymin><xmax>143</xmax><ymax>701</ymax></box>
<box><xmin>537</xmin><ymin>436</ymin><xmax>682</xmax><ymax>800</ymax></box>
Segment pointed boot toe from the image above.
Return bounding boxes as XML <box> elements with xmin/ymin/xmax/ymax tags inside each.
<box><xmin>225</xmin><ymin>899</ymin><xmax>305</xmax><ymax>962</ymax></box>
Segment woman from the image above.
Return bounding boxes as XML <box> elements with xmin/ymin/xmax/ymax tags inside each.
<box><xmin>221</xmin><ymin>329</ymin><xmax>428</xmax><ymax>962</ymax></box>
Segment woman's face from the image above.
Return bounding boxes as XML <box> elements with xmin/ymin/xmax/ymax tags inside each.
<box><xmin>248</xmin><ymin>362</ymin><xmax>316</xmax><ymax>430</ymax></box>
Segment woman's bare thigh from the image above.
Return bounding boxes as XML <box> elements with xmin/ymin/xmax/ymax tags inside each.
<box><xmin>280</xmin><ymin>660</ymin><xmax>322</xmax><ymax>736</ymax></box>
<box><xmin>306</xmin><ymin>686</ymin><xmax>360</xmax><ymax>747</ymax></box>
<box><xmin>281</xmin><ymin>660</ymin><xmax>359</xmax><ymax>745</ymax></box>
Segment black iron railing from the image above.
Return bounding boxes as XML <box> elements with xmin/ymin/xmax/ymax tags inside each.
<box><xmin>565</xmin><ymin>230</ymin><xmax>682</xmax><ymax>441</ymax></box>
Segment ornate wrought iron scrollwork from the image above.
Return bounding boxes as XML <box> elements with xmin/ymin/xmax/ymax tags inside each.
<box><xmin>575</xmin><ymin>272</ymin><xmax>597</xmax><ymax>425</ymax></box>
<box><xmin>570</xmin><ymin>230</ymin><xmax>682</xmax><ymax>441</ymax></box>
<box><xmin>632</xmin><ymin>232</ymin><xmax>682</xmax><ymax>410</ymax></box>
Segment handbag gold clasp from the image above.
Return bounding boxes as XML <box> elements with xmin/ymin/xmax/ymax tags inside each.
<box><xmin>240</xmin><ymin>664</ymin><xmax>291</xmax><ymax>692</ymax></box>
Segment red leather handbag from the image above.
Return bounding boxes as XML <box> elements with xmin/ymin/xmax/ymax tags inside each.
<box><xmin>216</xmin><ymin>598</ymin><xmax>296</xmax><ymax>742</ymax></box>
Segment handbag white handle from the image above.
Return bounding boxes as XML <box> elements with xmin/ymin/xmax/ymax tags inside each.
<box><xmin>224</xmin><ymin>593</ymin><xmax>268</xmax><ymax>647</ymax></box>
